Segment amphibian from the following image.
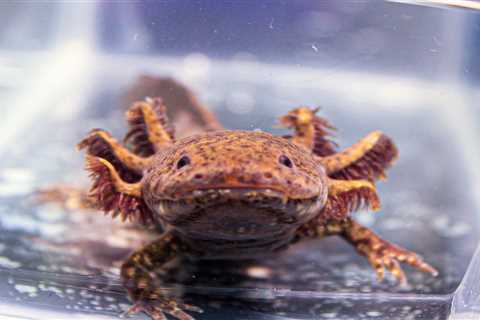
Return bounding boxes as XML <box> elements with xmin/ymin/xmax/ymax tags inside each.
<box><xmin>71</xmin><ymin>98</ymin><xmax>437</xmax><ymax>319</ymax></box>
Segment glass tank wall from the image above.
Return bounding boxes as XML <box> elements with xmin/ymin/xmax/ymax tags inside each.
<box><xmin>0</xmin><ymin>1</ymin><xmax>479</xmax><ymax>319</ymax></box>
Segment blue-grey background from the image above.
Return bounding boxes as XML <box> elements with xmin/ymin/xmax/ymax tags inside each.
<box><xmin>1</xmin><ymin>1</ymin><xmax>480</xmax><ymax>81</ymax></box>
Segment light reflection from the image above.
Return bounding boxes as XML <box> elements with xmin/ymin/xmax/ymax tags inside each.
<box><xmin>0</xmin><ymin>40</ymin><xmax>94</xmax><ymax>155</ymax></box>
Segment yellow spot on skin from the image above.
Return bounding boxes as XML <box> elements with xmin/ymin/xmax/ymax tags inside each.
<box><xmin>137</xmin><ymin>278</ymin><xmax>148</xmax><ymax>289</ymax></box>
<box><xmin>246</xmin><ymin>266</ymin><xmax>272</xmax><ymax>279</ymax></box>
<box><xmin>142</xmin><ymin>255</ymin><xmax>153</xmax><ymax>267</ymax></box>
<box><xmin>124</xmin><ymin>267</ymin><xmax>136</xmax><ymax>277</ymax></box>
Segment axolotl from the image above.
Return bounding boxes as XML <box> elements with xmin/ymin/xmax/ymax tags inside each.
<box><xmin>73</xmin><ymin>98</ymin><xmax>437</xmax><ymax>320</ymax></box>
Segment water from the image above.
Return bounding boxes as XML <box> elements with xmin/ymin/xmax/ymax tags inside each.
<box><xmin>0</xmin><ymin>2</ymin><xmax>480</xmax><ymax>319</ymax></box>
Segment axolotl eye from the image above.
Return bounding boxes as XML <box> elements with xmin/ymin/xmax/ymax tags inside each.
<box><xmin>278</xmin><ymin>155</ymin><xmax>293</xmax><ymax>168</ymax></box>
<box><xmin>176</xmin><ymin>155</ymin><xmax>191</xmax><ymax>169</ymax></box>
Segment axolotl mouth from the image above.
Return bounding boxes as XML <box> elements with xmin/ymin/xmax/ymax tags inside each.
<box><xmin>150</xmin><ymin>186</ymin><xmax>325</xmax><ymax>241</ymax></box>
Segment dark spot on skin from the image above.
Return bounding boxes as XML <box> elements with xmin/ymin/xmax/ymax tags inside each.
<box><xmin>279</xmin><ymin>155</ymin><xmax>293</xmax><ymax>168</ymax></box>
<box><xmin>237</xmin><ymin>175</ymin><xmax>246</xmax><ymax>183</ymax></box>
<box><xmin>293</xmin><ymin>183</ymin><xmax>302</xmax><ymax>189</ymax></box>
<box><xmin>264</xmin><ymin>172</ymin><xmax>273</xmax><ymax>179</ymax></box>
<box><xmin>252</xmin><ymin>172</ymin><xmax>263</xmax><ymax>183</ymax></box>
<box><xmin>177</xmin><ymin>156</ymin><xmax>190</xmax><ymax>169</ymax></box>
<box><xmin>216</xmin><ymin>175</ymin><xmax>226</xmax><ymax>184</ymax></box>
<box><xmin>194</xmin><ymin>174</ymin><xmax>203</xmax><ymax>180</ymax></box>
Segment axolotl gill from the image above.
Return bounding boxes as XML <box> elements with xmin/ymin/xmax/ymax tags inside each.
<box><xmin>63</xmin><ymin>96</ymin><xmax>437</xmax><ymax>320</ymax></box>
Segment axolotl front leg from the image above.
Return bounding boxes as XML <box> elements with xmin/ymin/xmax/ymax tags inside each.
<box><xmin>298</xmin><ymin>218</ymin><xmax>438</xmax><ymax>283</ymax></box>
<box><xmin>297</xmin><ymin>178</ymin><xmax>438</xmax><ymax>283</ymax></box>
<box><xmin>68</xmin><ymin>98</ymin><xmax>204</xmax><ymax>319</ymax></box>
<box><xmin>281</xmin><ymin>107</ymin><xmax>437</xmax><ymax>282</ymax></box>
<box><xmin>121</xmin><ymin>233</ymin><xmax>203</xmax><ymax>320</ymax></box>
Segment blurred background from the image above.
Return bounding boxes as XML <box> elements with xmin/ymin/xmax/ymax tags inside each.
<box><xmin>0</xmin><ymin>1</ymin><xmax>480</xmax><ymax>319</ymax></box>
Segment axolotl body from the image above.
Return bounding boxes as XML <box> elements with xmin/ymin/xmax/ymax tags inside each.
<box><xmin>72</xmin><ymin>98</ymin><xmax>437</xmax><ymax>320</ymax></box>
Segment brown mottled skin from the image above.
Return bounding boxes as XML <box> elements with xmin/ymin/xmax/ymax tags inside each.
<box><xmin>141</xmin><ymin>131</ymin><xmax>328</xmax><ymax>258</ymax></box>
<box><xmin>39</xmin><ymin>90</ymin><xmax>438</xmax><ymax>320</ymax></box>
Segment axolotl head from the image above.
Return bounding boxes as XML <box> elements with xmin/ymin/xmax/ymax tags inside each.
<box><xmin>142</xmin><ymin>131</ymin><xmax>328</xmax><ymax>243</ymax></box>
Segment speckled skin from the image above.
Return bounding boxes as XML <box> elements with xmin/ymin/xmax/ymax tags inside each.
<box><xmin>66</xmin><ymin>100</ymin><xmax>437</xmax><ymax>320</ymax></box>
<box><xmin>144</xmin><ymin>131</ymin><xmax>327</xmax><ymax>201</ymax></box>
<box><xmin>141</xmin><ymin>131</ymin><xmax>328</xmax><ymax>257</ymax></box>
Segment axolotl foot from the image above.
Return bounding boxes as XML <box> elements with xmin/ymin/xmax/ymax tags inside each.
<box><xmin>361</xmin><ymin>235</ymin><xmax>438</xmax><ymax>285</ymax></box>
<box><xmin>343</xmin><ymin>219</ymin><xmax>438</xmax><ymax>284</ymax></box>
<box><xmin>123</xmin><ymin>298</ymin><xmax>203</xmax><ymax>320</ymax></box>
